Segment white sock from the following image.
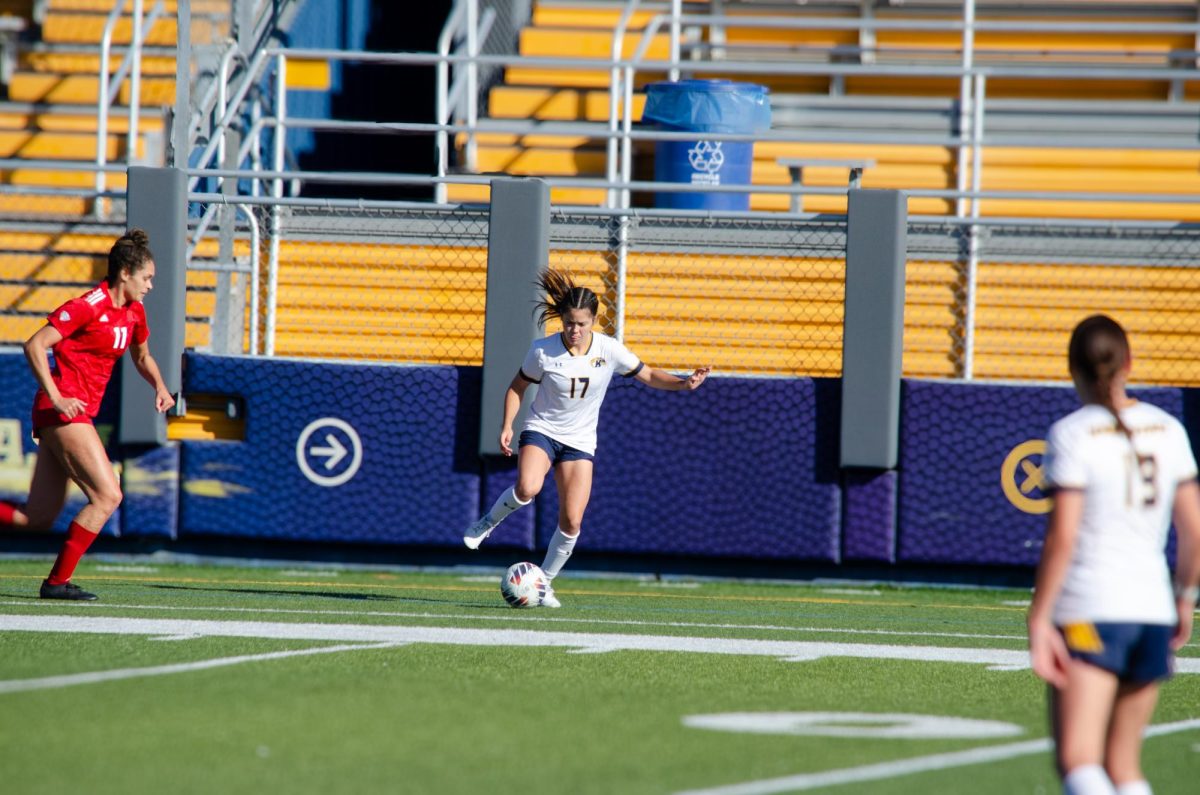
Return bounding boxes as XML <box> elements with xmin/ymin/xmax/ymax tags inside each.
<box><xmin>540</xmin><ymin>528</ymin><xmax>578</xmax><ymax>579</ymax></box>
<box><xmin>1115</xmin><ymin>781</ymin><xmax>1152</xmax><ymax>795</ymax></box>
<box><xmin>1064</xmin><ymin>765</ymin><xmax>1117</xmax><ymax>795</ymax></box>
<box><xmin>484</xmin><ymin>486</ymin><xmax>530</xmax><ymax>526</ymax></box>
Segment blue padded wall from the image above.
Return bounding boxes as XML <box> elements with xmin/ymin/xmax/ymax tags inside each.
<box><xmin>534</xmin><ymin>376</ymin><xmax>843</xmax><ymax>561</ymax></box>
<box><xmin>179</xmin><ymin>354</ymin><xmax>482</xmax><ymax>544</ymax></box>
<box><xmin>898</xmin><ymin>379</ymin><xmax>1186</xmax><ymax>567</ymax></box>
<box><xmin>120</xmin><ymin>444</ymin><xmax>179</xmax><ymax>538</ymax></box>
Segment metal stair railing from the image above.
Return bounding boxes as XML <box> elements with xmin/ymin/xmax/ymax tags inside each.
<box><xmin>95</xmin><ymin>0</ymin><xmax>168</xmax><ymax>218</ymax></box>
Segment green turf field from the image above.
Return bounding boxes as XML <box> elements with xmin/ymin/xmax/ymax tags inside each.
<box><xmin>1</xmin><ymin>558</ymin><xmax>1197</xmax><ymax>794</ymax></box>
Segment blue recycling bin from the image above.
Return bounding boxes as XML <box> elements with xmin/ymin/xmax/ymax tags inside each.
<box><xmin>642</xmin><ymin>79</ymin><xmax>771</xmax><ymax>211</ymax></box>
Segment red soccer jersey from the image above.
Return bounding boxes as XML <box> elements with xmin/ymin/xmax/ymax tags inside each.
<box><xmin>32</xmin><ymin>282</ymin><xmax>150</xmax><ymax>419</ymax></box>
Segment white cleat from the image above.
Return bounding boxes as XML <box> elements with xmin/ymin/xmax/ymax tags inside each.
<box><xmin>541</xmin><ymin>582</ymin><xmax>561</xmax><ymax>608</ymax></box>
<box><xmin>463</xmin><ymin>517</ymin><xmax>495</xmax><ymax>550</ymax></box>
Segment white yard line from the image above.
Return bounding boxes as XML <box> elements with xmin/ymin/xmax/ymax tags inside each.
<box><xmin>0</xmin><ymin>641</ymin><xmax>404</xmax><ymax>695</ymax></box>
<box><xmin>0</xmin><ymin>600</ymin><xmax>1027</xmax><ymax>642</ymax></box>
<box><xmin>0</xmin><ymin>613</ymin><xmax>1047</xmax><ymax>673</ymax></box>
<box><xmin>673</xmin><ymin>718</ymin><xmax>1200</xmax><ymax>795</ymax></box>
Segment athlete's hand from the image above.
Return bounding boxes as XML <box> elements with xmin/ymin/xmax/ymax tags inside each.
<box><xmin>155</xmin><ymin>389</ymin><xmax>176</xmax><ymax>413</ymax></box>
<box><xmin>499</xmin><ymin>427</ymin><xmax>514</xmax><ymax>456</ymax></box>
<box><xmin>1028</xmin><ymin>618</ymin><xmax>1070</xmax><ymax>688</ymax></box>
<box><xmin>683</xmin><ymin>366</ymin><xmax>712</xmax><ymax>390</ymax></box>
<box><xmin>1171</xmin><ymin>599</ymin><xmax>1194</xmax><ymax>651</ymax></box>
<box><xmin>52</xmin><ymin>395</ymin><xmax>86</xmax><ymax>419</ymax></box>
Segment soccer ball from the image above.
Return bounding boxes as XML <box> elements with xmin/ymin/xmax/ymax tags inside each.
<box><xmin>500</xmin><ymin>562</ymin><xmax>549</xmax><ymax>608</ymax></box>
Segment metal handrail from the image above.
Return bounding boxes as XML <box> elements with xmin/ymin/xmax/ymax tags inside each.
<box><xmin>95</xmin><ymin>0</ymin><xmax>166</xmax><ymax>217</ymax></box>
<box><xmin>180</xmin><ymin>165</ymin><xmax>1200</xmax><ymax>205</ymax></box>
<box><xmin>610</xmin><ymin>5</ymin><xmax>1200</xmax><ymax>210</ymax></box>
<box><xmin>434</xmin><ymin>0</ymin><xmax>497</xmax><ymax>202</ymax></box>
<box><xmin>435</xmin><ymin>1</ymin><xmax>468</xmax><ymax>204</ymax></box>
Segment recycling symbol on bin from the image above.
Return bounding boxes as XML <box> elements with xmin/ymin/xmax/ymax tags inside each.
<box><xmin>688</xmin><ymin>140</ymin><xmax>725</xmax><ymax>174</ymax></box>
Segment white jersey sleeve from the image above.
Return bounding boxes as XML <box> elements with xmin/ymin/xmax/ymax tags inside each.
<box><xmin>520</xmin><ymin>343</ymin><xmax>545</xmax><ymax>383</ymax></box>
<box><xmin>610</xmin><ymin>337</ymin><xmax>643</xmax><ymax>377</ymax></box>
<box><xmin>1171</xmin><ymin>421</ymin><xmax>1199</xmax><ymax>483</ymax></box>
<box><xmin>1044</xmin><ymin>420</ymin><xmax>1087</xmax><ymax>491</ymax></box>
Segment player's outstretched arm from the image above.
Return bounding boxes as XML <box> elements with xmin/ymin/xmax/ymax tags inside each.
<box><xmin>1171</xmin><ymin>479</ymin><xmax>1200</xmax><ymax>650</ymax></box>
<box><xmin>635</xmin><ymin>365</ymin><xmax>712</xmax><ymax>391</ymax></box>
<box><xmin>1027</xmin><ymin>488</ymin><xmax>1084</xmax><ymax>688</ymax></box>
<box><xmin>129</xmin><ymin>341</ymin><xmax>175</xmax><ymax>413</ymax></box>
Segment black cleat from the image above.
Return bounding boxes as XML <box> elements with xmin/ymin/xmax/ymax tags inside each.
<box><xmin>39</xmin><ymin>580</ymin><xmax>98</xmax><ymax>601</ymax></box>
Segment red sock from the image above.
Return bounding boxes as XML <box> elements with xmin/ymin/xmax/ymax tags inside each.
<box><xmin>46</xmin><ymin>522</ymin><xmax>98</xmax><ymax>585</ymax></box>
<box><xmin>0</xmin><ymin>501</ymin><xmax>16</xmax><ymax>525</ymax></box>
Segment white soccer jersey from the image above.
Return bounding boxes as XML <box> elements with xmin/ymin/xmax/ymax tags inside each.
<box><xmin>519</xmin><ymin>331</ymin><xmax>643</xmax><ymax>455</ymax></box>
<box><xmin>1044</xmin><ymin>401</ymin><xmax>1199</xmax><ymax>625</ymax></box>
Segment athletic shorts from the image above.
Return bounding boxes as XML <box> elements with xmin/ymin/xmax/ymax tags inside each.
<box><xmin>518</xmin><ymin>430</ymin><xmax>593</xmax><ymax>464</ymax></box>
<box><xmin>30</xmin><ymin>405</ymin><xmax>93</xmax><ymax>439</ymax></box>
<box><xmin>1059</xmin><ymin>622</ymin><xmax>1174</xmax><ymax>684</ymax></box>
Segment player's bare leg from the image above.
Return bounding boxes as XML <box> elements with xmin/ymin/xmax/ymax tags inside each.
<box><xmin>37</xmin><ymin>424</ymin><xmax>122</xmax><ymax>600</ymax></box>
<box><xmin>537</xmin><ymin>459</ymin><xmax>593</xmax><ymax>607</ymax></box>
<box><xmin>0</xmin><ymin>437</ymin><xmax>70</xmax><ymax>530</ymax></box>
<box><xmin>464</xmin><ymin>445</ymin><xmax>551</xmax><ymax>550</ymax></box>
<box><xmin>1104</xmin><ymin>680</ymin><xmax>1159</xmax><ymax>793</ymax></box>
<box><xmin>1053</xmin><ymin>660</ymin><xmax>1120</xmax><ymax>794</ymax></box>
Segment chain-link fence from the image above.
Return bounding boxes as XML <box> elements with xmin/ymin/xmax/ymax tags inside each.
<box><xmin>181</xmin><ymin>204</ymin><xmax>1200</xmax><ymax>387</ymax></box>
<box><xmin>549</xmin><ymin>211</ymin><xmax>849</xmax><ymax>376</ymax></box>
<box><xmin>251</xmin><ymin>205</ymin><xmax>491</xmax><ymax>363</ymax></box>
<box><xmin>220</xmin><ymin>206</ymin><xmax>849</xmax><ymax>375</ymax></box>
<box><xmin>907</xmin><ymin>219</ymin><xmax>1200</xmax><ymax>386</ymax></box>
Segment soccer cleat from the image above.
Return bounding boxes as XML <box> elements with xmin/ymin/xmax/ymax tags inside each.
<box><xmin>39</xmin><ymin>579</ymin><xmax>98</xmax><ymax>601</ymax></box>
<box><xmin>463</xmin><ymin>516</ymin><xmax>496</xmax><ymax>550</ymax></box>
<box><xmin>541</xmin><ymin>582</ymin><xmax>562</xmax><ymax>609</ymax></box>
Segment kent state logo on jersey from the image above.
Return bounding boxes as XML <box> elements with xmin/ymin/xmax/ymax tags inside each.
<box><xmin>589</xmin><ymin>357</ymin><xmax>606</xmax><ymax>368</ymax></box>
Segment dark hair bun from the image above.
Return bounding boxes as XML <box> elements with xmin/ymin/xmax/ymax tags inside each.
<box><xmin>125</xmin><ymin>228</ymin><xmax>150</xmax><ymax>247</ymax></box>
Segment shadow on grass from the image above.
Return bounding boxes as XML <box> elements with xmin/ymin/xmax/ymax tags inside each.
<box><xmin>146</xmin><ymin>583</ymin><xmax>463</xmax><ymax>606</ymax></box>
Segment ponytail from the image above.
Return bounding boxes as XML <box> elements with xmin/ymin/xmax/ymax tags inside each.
<box><xmin>1068</xmin><ymin>314</ymin><xmax>1133</xmax><ymax>440</ymax></box>
<box><xmin>533</xmin><ymin>269</ymin><xmax>599</xmax><ymax>325</ymax></box>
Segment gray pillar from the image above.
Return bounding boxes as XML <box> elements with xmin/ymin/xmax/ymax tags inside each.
<box><xmin>479</xmin><ymin>178</ymin><xmax>551</xmax><ymax>456</ymax></box>
<box><xmin>172</xmin><ymin>0</ymin><xmax>190</xmax><ymax>169</ymax></box>
<box><xmin>840</xmin><ymin>189</ymin><xmax>907</xmax><ymax>469</ymax></box>
<box><xmin>120</xmin><ymin>166</ymin><xmax>187</xmax><ymax>445</ymax></box>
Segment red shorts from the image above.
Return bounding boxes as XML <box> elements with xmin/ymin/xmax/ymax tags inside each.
<box><xmin>31</xmin><ymin>404</ymin><xmax>94</xmax><ymax>438</ymax></box>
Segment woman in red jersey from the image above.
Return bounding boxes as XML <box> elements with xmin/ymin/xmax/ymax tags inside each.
<box><xmin>0</xmin><ymin>229</ymin><xmax>174</xmax><ymax>600</ymax></box>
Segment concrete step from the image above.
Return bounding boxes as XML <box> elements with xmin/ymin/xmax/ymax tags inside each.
<box><xmin>20</xmin><ymin>50</ymin><xmax>178</xmax><ymax>76</ymax></box>
<box><xmin>41</xmin><ymin>11</ymin><xmax>221</xmax><ymax>45</ymax></box>
<box><xmin>7</xmin><ymin>72</ymin><xmax>175</xmax><ymax>104</ymax></box>
<box><xmin>0</xmin><ymin>106</ymin><xmax>164</xmax><ymax>133</ymax></box>
<box><xmin>0</xmin><ymin>128</ymin><xmax>139</xmax><ymax>159</ymax></box>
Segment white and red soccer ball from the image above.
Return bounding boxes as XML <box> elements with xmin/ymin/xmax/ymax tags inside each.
<box><xmin>500</xmin><ymin>561</ymin><xmax>550</xmax><ymax>608</ymax></box>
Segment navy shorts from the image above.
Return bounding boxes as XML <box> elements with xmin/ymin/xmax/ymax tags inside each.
<box><xmin>1059</xmin><ymin>622</ymin><xmax>1175</xmax><ymax>683</ymax></box>
<box><xmin>519</xmin><ymin>430</ymin><xmax>593</xmax><ymax>464</ymax></box>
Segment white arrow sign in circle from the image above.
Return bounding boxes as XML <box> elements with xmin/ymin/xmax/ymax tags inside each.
<box><xmin>295</xmin><ymin>417</ymin><xmax>363</xmax><ymax>487</ymax></box>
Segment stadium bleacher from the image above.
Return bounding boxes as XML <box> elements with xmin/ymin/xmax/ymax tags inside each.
<box><xmin>0</xmin><ymin>0</ymin><xmax>1195</xmax><ymax>384</ymax></box>
<box><xmin>449</xmin><ymin>0</ymin><xmax>1200</xmax><ymax>219</ymax></box>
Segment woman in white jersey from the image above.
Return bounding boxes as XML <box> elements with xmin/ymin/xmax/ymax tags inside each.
<box><xmin>1028</xmin><ymin>314</ymin><xmax>1200</xmax><ymax>795</ymax></box>
<box><xmin>463</xmin><ymin>270</ymin><xmax>711</xmax><ymax>606</ymax></box>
